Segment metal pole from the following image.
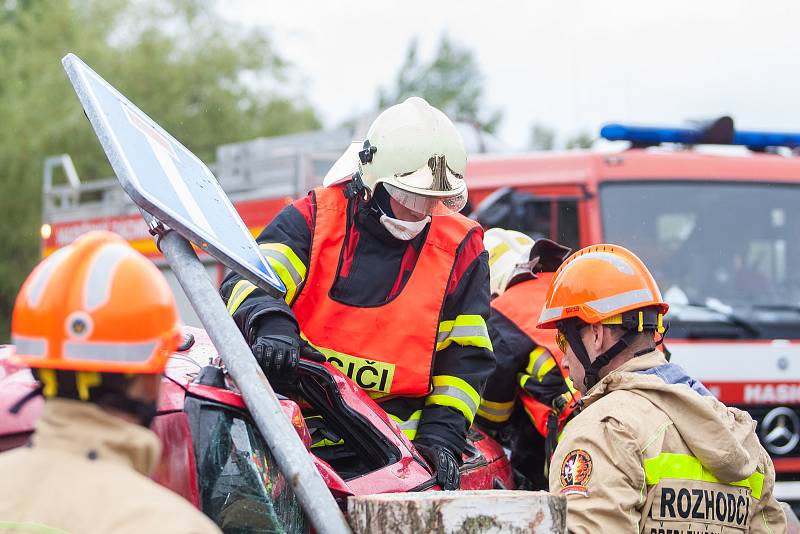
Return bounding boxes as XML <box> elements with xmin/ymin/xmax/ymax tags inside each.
<box><xmin>159</xmin><ymin>229</ymin><xmax>351</xmax><ymax>534</ymax></box>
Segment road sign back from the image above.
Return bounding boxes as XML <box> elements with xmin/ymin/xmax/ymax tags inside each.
<box><xmin>61</xmin><ymin>53</ymin><xmax>285</xmax><ymax>298</ymax></box>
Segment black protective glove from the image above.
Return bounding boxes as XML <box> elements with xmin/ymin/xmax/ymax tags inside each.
<box><xmin>251</xmin><ymin>335</ymin><xmax>325</xmax><ymax>380</ymax></box>
<box><xmin>251</xmin><ymin>334</ymin><xmax>300</xmax><ymax>378</ymax></box>
<box><xmin>249</xmin><ymin>312</ymin><xmax>325</xmax><ymax>380</ymax></box>
<box><xmin>414</xmin><ymin>440</ymin><xmax>461</xmax><ymax>490</ymax></box>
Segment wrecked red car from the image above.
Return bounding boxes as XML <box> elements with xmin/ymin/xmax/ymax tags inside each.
<box><xmin>0</xmin><ymin>328</ymin><xmax>514</xmax><ymax>532</ymax></box>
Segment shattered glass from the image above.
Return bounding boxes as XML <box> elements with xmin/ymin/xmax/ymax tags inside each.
<box><xmin>197</xmin><ymin>408</ymin><xmax>308</xmax><ymax>534</ymax></box>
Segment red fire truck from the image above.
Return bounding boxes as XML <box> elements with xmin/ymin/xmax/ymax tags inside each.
<box><xmin>469</xmin><ymin>119</ymin><xmax>800</xmax><ymax>508</ymax></box>
<box><xmin>36</xmin><ymin>119</ymin><xmax>800</xmax><ymax>508</ymax></box>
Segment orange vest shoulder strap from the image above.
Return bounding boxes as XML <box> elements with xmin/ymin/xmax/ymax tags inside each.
<box><xmin>312</xmin><ymin>185</ymin><xmax>349</xmax><ymax>215</ymax></box>
<box><xmin>427</xmin><ymin>212</ymin><xmax>481</xmax><ymax>252</ymax></box>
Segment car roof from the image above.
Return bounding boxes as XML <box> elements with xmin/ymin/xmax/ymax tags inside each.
<box><xmin>165</xmin><ymin>326</ymin><xmax>219</xmax><ymax>386</ymax></box>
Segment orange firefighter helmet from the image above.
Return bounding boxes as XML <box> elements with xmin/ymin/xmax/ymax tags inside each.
<box><xmin>537</xmin><ymin>244</ymin><xmax>668</xmax><ymax>330</ymax></box>
<box><xmin>11</xmin><ymin>230</ymin><xmax>180</xmax><ymax>374</ymax></box>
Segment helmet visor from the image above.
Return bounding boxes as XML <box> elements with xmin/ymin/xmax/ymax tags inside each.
<box><xmin>383</xmin><ymin>183</ymin><xmax>467</xmax><ymax>216</ymax></box>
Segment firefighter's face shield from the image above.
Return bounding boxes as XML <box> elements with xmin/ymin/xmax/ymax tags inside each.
<box><xmin>382</xmin><ymin>183</ymin><xmax>467</xmax><ymax>217</ymax></box>
<box><xmin>377</xmin><ymin>153</ymin><xmax>467</xmax><ymax>217</ymax></box>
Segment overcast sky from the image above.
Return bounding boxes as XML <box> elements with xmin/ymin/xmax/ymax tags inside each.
<box><xmin>221</xmin><ymin>0</ymin><xmax>800</xmax><ymax>149</ymax></box>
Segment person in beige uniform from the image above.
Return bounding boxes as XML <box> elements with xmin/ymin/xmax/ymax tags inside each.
<box><xmin>0</xmin><ymin>231</ymin><xmax>220</xmax><ymax>534</ymax></box>
<box><xmin>537</xmin><ymin>244</ymin><xmax>787</xmax><ymax>534</ymax></box>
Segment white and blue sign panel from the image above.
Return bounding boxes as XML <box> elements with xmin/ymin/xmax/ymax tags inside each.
<box><xmin>61</xmin><ymin>53</ymin><xmax>285</xmax><ymax>298</ymax></box>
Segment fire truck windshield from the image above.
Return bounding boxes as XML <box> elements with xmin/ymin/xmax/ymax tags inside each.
<box><xmin>600</xmin><ymin>181</ymin><xmax>800</xmax><ymax>312</ymax></box>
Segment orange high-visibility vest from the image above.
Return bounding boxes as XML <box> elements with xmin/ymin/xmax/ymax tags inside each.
<box><xmin>491</xmin><ymin>274</ymin><xmax>577</xmax><ymax>436</ymax></box>
<box><xmin>292</xmin><ymin>186</ymin><xmax>480</xmax><ymax>397</ymax></box>
<box><xmin>520</xmin><ymin>390</ymin><xmax>578</xmax><ymax>437</ymax></box>
<box><xmin>491</xmin><ymin>274</ymin><xmax>561</xmax><ymax>361</ymax></box>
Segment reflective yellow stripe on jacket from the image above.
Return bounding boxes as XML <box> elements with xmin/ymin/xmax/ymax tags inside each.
<box><xmin>258</xmin><ymin>243</ymin><xmax>307</xmax><ymax>304</ymax></box>
<box><xmin>426</xmin><ymin>375</ymin><xmax>482</xmax><ymax>424</ymax></box>
<box><xmin>519</xmin><ymin>347</ymin><xmax>556</xmax><ymax>389</ymax></box>
<box><xmin>477</xmin><ymin>398</ymin><xmax>515</xmax><ymax>423</ymax></box>
<box><xmin>226</xmin><ymin>279</ymin><xmax>258</xmax><ymax>315</ymax></box>
<box><xmin>226</xmin><ymin>243</ymin><xmax>307</xmax><ymax>315</ymax></box>
<box><xmin>527</xmin><ymin>347</ymin><xmax>556</xmax><ymax>382</ymax></box>
<box><xmin>436</xmin><ymin>315</ymin><xmax>492</xmax><ymax>352</ymax></box>
<box><xmin>644</xmin><ymin>453</ymin><xmax>764</xmax><ymax>499</ymax></box>
<box><xmin>390</xmin><ymin>410</ymin><xmax>422</xmax><ymax>440</ymax></box>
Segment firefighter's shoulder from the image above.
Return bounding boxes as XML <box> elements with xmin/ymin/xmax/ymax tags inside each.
<box><xmin>561</xmin><ymin>387</ymin><xmax>671</xmax><ymax>451</ymax></box>
<box><xmin>550</xmin><ymin>389</ymin><xmax>655</xmax><ymax>500</ymax></box>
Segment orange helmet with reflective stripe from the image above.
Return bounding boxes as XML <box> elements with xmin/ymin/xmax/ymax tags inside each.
<box><xmin>11</xmin><ymin>230</ymin><xmax>180</xmax><ymax>374</ymax></box>
<box><xmin>537</xmin><ymin>244</ymin><xmax>668</xmax><ymax>329</ymax></box>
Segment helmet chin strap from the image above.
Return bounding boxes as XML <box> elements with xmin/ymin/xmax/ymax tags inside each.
<box><xmin>562</xmin><ymin>321</ymin><xmax>638</xmax><ymax>390</ymax></box>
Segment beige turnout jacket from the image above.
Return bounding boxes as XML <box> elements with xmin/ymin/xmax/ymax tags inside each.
<box><xmin>0</xmin><ymin>398</ymin><xmax>221</xmax><ymax>534</ymax></box>
<box><xmin>550</xmin><ymin>351</ymin><xmax>787</xmax><ymax>534</ymax></box>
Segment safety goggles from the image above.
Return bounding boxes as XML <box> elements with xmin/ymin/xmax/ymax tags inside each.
<box><xmin>382</xmin><ymin>182</ymin><xmax>467</xmax><ymax>217</ymax></box>
<box><xmin>555</xmin><ymin>320</ymin><xmax>590</xmax><ymax>354</ymax></box>
<box><xmin>556</xmin><ymin>331</ymin><xmax>569</xmax><ymax>354</ymax></box>
<box><xmin>555</xmin><ymin>311</ymin><xmax>665</xmax><ymax>355</ymax></box>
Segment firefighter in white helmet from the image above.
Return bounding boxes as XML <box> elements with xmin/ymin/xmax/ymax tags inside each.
<box><xmin>484</xmin><ymin>228</ymin><xmax>541</xmax><ymax>297</ymax></box>
<box><xmin>476</xmin><ymin>228</ymin><xmax>577</xmax><ymax>489</ymax></box>
<box><xmin>222</xmin><ymin>97</ymin><xmax>494</xmax><ymax>490</ymax></box>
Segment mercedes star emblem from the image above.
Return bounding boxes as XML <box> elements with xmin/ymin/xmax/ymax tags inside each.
<box><xmin>760</xmin><ymin>407</ymin><xmax>800</xmax><ymax>456</ymax></box>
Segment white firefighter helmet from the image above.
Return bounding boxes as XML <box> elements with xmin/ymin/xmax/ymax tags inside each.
<box><xmin>484</xmin><ymin>228</ymin><xmax>535</xmax><ymax>296</ymax></box>
<box><xmin>324</xmin><ymin>97</ymin><xmax>468</xmax><ymax>216</ymax></box>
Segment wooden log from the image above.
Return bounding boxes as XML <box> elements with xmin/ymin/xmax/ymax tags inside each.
<box><xmin>347</xmin><ymin>490</ymin><xmax>566</xmax><ymax>534</ymax></box>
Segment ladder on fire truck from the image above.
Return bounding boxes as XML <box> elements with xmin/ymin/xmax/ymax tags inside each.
<box><xmin>42</xmin><ymin>128</ymin><xmax>354</xmax><ymax>227</ymax></box>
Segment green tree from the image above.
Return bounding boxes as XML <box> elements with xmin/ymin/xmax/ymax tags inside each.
<box><xmin>378</xmin><ymin>35</ymin><xmax>502</xmax><ymax>133</ymax></box>
<box><xmin>530</xmin><ymin>123</ymin><xmax>556</xmax><ymax>151</ymax></box>
<box><xmin>0</xmin><ymin>0</ymin><xmax>321</xmax><ymax>340</ymax></box>
<box><xmin>565</xmin><ymin>131</ymin><xmax>594</xmax><ymax>150</ymax></box>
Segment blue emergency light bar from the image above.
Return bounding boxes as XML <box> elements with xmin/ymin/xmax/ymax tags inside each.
<box><xmin>732</xmin><ymin>130</ymin><xmax>800</xmax><ymax>149</ymax></box>
<box><xmin>601</xmin><ymin>118</ymin><xmax>800</xmax><ymax>150</ymax></box>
